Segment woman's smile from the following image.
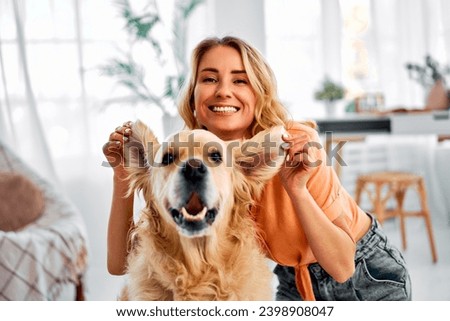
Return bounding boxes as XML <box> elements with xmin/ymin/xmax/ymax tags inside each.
<box><xmin>208</xmin><ymin>105</ymin><xmax>240</xmax><ymax>113</ymax></box>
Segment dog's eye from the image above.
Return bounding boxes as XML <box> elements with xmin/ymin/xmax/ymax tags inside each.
<box><xmin>161</xmin><ymin>152</ymin><xmax>175</xmax><ymax>166</ymax></box>
<box><xmin>209</xmin><ymin>151</ymin><xmax>222</xmax><ymax>164</ymax></box>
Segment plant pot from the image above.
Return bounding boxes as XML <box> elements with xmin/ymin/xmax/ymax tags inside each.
<box><xmin>324</xmin><ymin>101</ymin><xmax>337</xmax><ymax>117</ymax></box>
<box><xmin>426</xmin><ymin>79</ymin><xmax>449</xmax><ymax>110</ymax></box>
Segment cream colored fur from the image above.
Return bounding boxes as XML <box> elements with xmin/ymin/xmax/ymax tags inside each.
<box><xmin>121</xmin><ymin>120</ymin><xmax>286</xmax><ymax>300</ymax></box>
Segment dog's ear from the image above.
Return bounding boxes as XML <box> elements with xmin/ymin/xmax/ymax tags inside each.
<box><xmin>234</xmin><ymin>126</ymin><xmax>287</xmax><ymax>188</ymax></box>
<box><xmin>124</xmin><ymin>119</ymin><xmax>160</xmax><ymax>168</ymax></box>
<box><xmin>124</xmin><ymin>120</ymin><xmax>160</xmax><ymax>192</ymax></box>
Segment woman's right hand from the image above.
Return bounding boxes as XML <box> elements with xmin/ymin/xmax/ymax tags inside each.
<box><xmin>102</xmin><ymin>121</ymin><xmax>133</xmax><ymax>180</ymax></box>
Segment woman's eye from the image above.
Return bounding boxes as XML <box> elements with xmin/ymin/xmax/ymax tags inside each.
<box><xmin>209</xmin><ymin>151</ymin><xmax>222</xmax><ymax>164</ymax></box>
<box><xmin>234</xmin><ymin>79</ymin><xmax>248</xmax><ymax>84</ymax></box>
<box><xmin>202</xmin><ymin>77</ymin><xmax>217</xmax><ymax>83</ymax></box>
<box><xmin>161</xmin><ymin>152</ymin><xmax>175</xmax><ymax>166</ymax></box>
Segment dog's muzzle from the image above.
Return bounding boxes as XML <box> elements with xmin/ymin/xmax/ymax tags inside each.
<box><xmin>168</xmin><ymin>159</ymin><xmax>219</xmax><ymax>237</ymax></box>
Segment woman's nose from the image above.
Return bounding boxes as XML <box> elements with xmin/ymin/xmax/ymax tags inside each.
<box><xmin>215</xmin><ymin>81</ymin><xmax>232</xmax><ymax>98</ymax></box>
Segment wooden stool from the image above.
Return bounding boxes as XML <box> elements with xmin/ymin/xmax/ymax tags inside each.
<box><xmin>355</xmin><ymin>171</ymin><xmax>438</xmax><ymax>263</ymax></box>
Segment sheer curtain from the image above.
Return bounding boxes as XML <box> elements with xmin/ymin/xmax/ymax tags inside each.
<box><xmin>369</xmin><ymin>0</ymin><xmax>449</xmax><ymax>108</ymax></box>
<box><xmin>0</xmin><ymin>0</ymin><xmax>57</xmax><ymax>183</ymax></box>
<box><xmin>0</xmin><ymin>0</ymin><xmax>121</xmax><ymax>183</ymax></box>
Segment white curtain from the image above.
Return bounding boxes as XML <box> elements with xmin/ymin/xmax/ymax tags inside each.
<box><xmin>370</xmin><ymin>0</ymin><xmax>449</xmax><ymax>108</ymax></box>
<box><xmin>320</xmin><ymin>0</ymin><xmax>342</xmax><ymax>84</ymax></box>
<box><xmin>8</xmin><ymin>0</ymin><xmax>58</xmax><ymax>183</ymax></box>
<box><xmin>0</xmin><ymin>40</ymin><xmax>15</xmax><ymax>144</ymax></box>
<box><xmin>0</xmin><ymin>0</ymin><xmax>91</xmax><ymax>185</ymax></box>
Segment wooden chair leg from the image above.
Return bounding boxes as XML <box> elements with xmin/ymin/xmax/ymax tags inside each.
<box><xmin>394</xmin><ymin>187</ymin><xmax>408</xmax><ymax>250</ymax></box>
<box><xmin>417</xmin><ymin>179</ymin><xmax>438</xmax><ymax>263</ymax></box>
<box><xmin>374</xmin><ymin>183</ymin><xmax>386</xmax><ymax>224</ymax></box>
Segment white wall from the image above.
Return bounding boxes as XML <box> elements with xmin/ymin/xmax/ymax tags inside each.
<box><xmin>210</xmin><ymin>0</ymin><xmax>266</xmax><ymax>54</ymax></box>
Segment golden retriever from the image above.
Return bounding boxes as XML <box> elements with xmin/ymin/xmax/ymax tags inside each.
<box><xmin>121</xmin><ymin>120</ymin><xmax>287</xmax><ymax>300</ymax></box>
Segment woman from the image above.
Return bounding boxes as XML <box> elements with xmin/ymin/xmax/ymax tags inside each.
<box><xmin>103</xmin><ymin>36</ymin><xmax>411</xmax><ymax>301</ymax></box>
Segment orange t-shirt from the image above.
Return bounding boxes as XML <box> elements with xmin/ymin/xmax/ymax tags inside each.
<box><xmin>251</xmin><ymin>122</ymin><xmax>368</xmax><ymax>301</ymax></box>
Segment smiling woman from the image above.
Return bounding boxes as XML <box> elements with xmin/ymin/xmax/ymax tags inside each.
<box><xmin>193</xmin><ymin>45</ymin><xmax>257</xmax><ymax>140</ymax></box>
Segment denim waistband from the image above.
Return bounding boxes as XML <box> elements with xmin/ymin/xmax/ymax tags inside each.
<box><xmin>354</xmin><ymin>213</ymin><xmax>388</xmax><ymax>261</ymax></box>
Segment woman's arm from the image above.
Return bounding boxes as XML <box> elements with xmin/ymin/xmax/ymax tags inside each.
<box><xmin>107</xmin><ymin>175</ymin><xmax>134</xmax><ymax>275</ymax></box>
<box><xmin>280</xmin><ymin>126</ymin><xmax>356</xmax><ymax>282</ymax></box>
<box><xmin>103</xmin><ymin>122</ymin><xmax>134</xmax><ymax>275</ymax></box>
<box><xmin>286</xmin><ymin>187</ymin><xmax>355</xmax><ymax>282</ymax></box>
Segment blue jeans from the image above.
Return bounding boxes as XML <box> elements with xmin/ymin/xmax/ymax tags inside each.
<box><xmin>275</xmin><ymin>214</ymin><xmax>412</xmax><ymax>301</ymax></box>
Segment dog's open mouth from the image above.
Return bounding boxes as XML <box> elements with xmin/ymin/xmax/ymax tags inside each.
<box><xmin>169</xmin><ymin>192</ymin><xmax>218</xmax><ymax>236</ymax></box>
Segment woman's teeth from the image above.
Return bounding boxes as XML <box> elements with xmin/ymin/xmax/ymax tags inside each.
<box><xmin>211</xmin><ymin>106</ymin><xmax>238</xmax><ymax>113</ymax></box>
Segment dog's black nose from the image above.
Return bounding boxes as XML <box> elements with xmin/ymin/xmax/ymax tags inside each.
<box><xmin>182</xmin><ymin>158</ymin><xmax>207</xmax><ymax>181</ymax></box>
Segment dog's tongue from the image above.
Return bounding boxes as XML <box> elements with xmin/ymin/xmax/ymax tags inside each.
<box><xmin>183</xmin><ymin>192</ymin><xmax>206</xmax><ymax>217</ymax></box>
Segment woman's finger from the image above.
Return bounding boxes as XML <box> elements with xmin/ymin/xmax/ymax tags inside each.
<box><xmin>286</xmin><ymin>143</ymin><xmax>320</xmax><ymax>169</ymax></box>
<box><xmin>102</xmin><ymin>140</ymin><xmax>121</xmax><ymax>154</ymax></box>
<box><xmin>114</xmin><ymin>125</ymin><xmax>131</xmax><ymax>135</ymax></box>
<box><xmin>109</xmin><ymin>131</ymin><xmax>124</xmax><ymax>142</ymax></box>
<box><xmin>284</xmin><ymin>137</ymin><xmax>310</xmax><ymax>155</ymax></box>
<box><xmin>110</xmin><ymin>128</ymin><xmax>131</xmax><ymax>141</ymax></box>
<box><xmin>123</xmin><ymin>120</ymin><xmax>133</xmax><ymax>128</ymax></box>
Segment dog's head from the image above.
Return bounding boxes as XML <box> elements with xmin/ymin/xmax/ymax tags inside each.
<box><xmin>124</xmin><ymin>120</ymin><xmax>286</xmax><ymax>238</ymax></box>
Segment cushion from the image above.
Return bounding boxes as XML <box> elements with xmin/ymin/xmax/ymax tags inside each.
<box><xmin>0</xmin><ymin>172</ymin><xmax>45</xmax><ymax>231</ymax></box>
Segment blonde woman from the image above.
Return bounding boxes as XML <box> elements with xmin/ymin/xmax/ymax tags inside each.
<box><xmin>103</xmin><ymin>36</ymin><xmax>411</xmax><ymax>301</ymax></box>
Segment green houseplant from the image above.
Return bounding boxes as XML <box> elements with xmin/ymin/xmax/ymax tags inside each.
<box><xmin>314</xmin><ymin>77</ymin><xmax>345</xmax><ymax>102</ymax></box>
<box><xmin>314</xmin><ymin>77</ymin><xmax>345</xmax><ymax>116</ymax></box>
<box><xmin>100</xmin><ymin>0</ymin><xmax>204</xmax><ymax>136</ymax></box>
<box><xmin>405</xmin><ymin>55</ymin><xmax>450</xmax><ymax>88</ymax></box>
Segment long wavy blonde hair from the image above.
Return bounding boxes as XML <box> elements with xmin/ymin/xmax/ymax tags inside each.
<box><xmin>178</xmin><ymin>36</ymin><xmax>294</xmax><ymax>136</ymax></box>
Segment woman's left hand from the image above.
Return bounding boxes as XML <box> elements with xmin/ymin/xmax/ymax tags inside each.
<box><xmin>279</xmin><ymin>129</ymin><xmax>323</xmax><ymax>194</ymax></box>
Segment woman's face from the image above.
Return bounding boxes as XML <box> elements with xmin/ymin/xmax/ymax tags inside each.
<box><xmin>193</xmin><ymin>45</ymin><xmax>257</xmax><ymax>141</ymax></box>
